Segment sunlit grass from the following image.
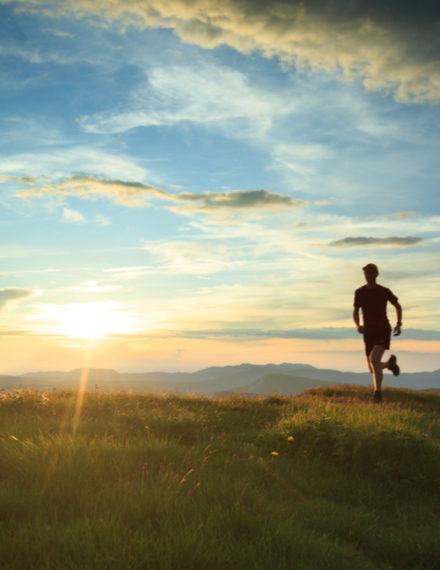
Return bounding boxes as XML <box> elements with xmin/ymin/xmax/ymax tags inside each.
<box><xmin>1</xmin><ymin>385</ymin><xmax>439</xmax><ymax>569</ymax></box>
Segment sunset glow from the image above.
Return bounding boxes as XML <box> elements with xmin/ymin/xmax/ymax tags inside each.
<box><xmin>0</xmin><ymin>1</ymin><xmax>439</xmax><ymax>374</ymax></box>
<box><xmin>31</xmin><ymin>303</ymin><xmax>137</xmax><ymax>341</ymax></box>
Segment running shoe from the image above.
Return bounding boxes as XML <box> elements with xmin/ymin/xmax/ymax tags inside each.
<box><xmin>388</xmin><ymin>354</ymin><xmax>400</xmax><ymax>376</ymax></box>
<box><xmin>373</xmin><ymin>390</ymin><xmax>383</xmax><ymax>403</ymax></box>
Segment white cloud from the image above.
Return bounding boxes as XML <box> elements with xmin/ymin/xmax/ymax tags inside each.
<box><xmin>43</xmin><ymin>28</ymin><xmax>75</xmax><ymax>38</ymax></box>
<box><xmin>62</xmin><ymin>207</ymin><xmax>86</xmax><ymax>224</ymax></box>
<box><xmin>142</xmin><ymin>240</ymin><xmax>238</xmax><ymax>275</ymax></box>
<box><xmin>361</xmin><ymin>211</ymin><xmax>421</xmax><ymax>221</ymax></box>
<box><xmin>78</xmin><ymin>63</ymin><xmax>296</xmax><ymax>138</ymax></box>
<box><xmin>0</xmin><ymin>146</ymin><xmax>150</xmax><ymax>182</ymax></box>
<box><xmin>95</xmin><ymin>214</ymin><xmax>111</xmax><ymax>227</ymax></box>
<box><xmin>0</xmin><ymin>116</ymin><xmax>65</xmax><ymax>149</ymax></box>
<box><xmin>10</xmin><ymin>0</ymin><xmax>440</xmax><ymax>103</ymax></box>
<box><xmin>271</xmin><ymin>143</ymin><xmax>330</xmax><ymax>176</ymax></box>
<box><xmin>104</xmin><ymin>266</ymin><xmax>154</xmax><ymax>281</ymax></box>
<box><xmin>0</xmin><ymin>245</ymin><xmax>39</xmax><ymax>259</ymax></box>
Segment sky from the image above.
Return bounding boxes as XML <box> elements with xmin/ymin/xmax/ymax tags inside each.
<box><xmin>1</xmin><ymin>0</ymin><xmax>439</xmax><ymax>374</ymax></box>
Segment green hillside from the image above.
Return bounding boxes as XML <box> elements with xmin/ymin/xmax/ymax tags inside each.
<box><xmin>239</xmin><ymin>372</ymin><xmax>335</xmax><ymax>395</ymax></box>
<box><xmin>1</xmin><ymin>386</ymin><xmax>439</xmax><ymax>569</ymax></box>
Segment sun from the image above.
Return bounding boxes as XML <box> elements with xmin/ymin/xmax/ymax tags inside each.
<box><xmin>61</xmin><ymin>307</ymin><xmax>119</xmax><ymax>340</ymax></box>
<box><xmin>37</xmin><ymin>302</ymin><xmax>135</xmax><ymax>341</ymax></box>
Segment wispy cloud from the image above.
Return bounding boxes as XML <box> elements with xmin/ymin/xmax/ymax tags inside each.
<box><xmin>271</xmin><ymin>143</ymin><xmax>330</xmax><ymax>177</ymax></box>
<box><xmin>0</xmin><ymin>245</ymin><xmax>36</xmax><ymax>259</ymax></box>
<box><xmin>60</xmin><ymin>207</ymin><xmax>110</xmax><ymax>226</ymax></box>
<box><xmin>360</xmin><ymin>211</ymin><xmax>422</xmax><ymax>221</ymax></box>
<box><xmin>43</xmin><ymin>28</ymin><xmax>74</xmax><ymax>38</ymax></box>
<box><xmin>16</xmin><ymin>175</ymin><xmax>305</xmax><ymax>217</ymax></box>
<box><xmin>13</xmin><ymin>0</ymin><xmax>440</xmax><ymax>103</ymax></box>
<box><xmin>104</xmin><ymin>266</ymin><xmax>154</xmax><ymax>281</ymax></box>
<box><xmin>0</xmin><ymin>288</ymin><xmax>35</xmax><ymax>310</ymax></box>
<box><xmin>180</xmin><ymin>327</ymin><xmax>355</xmax><ymax>341</ymax></box>
<box><xmin>142</xmin><ymin>240</ymin><xmax>237</xmax><ymax>276</ymax></box>
<box><xmin>169</xmin><ymin>189</ymin><xmax>307</xmax><ymax>216</ymax></box>
<box><xmin>328</xmin><ymin>236</ymin><xmax>424</xmax><ymax>248</ymax></box>
<box><xmin>0</xmin><ymin>146</ymin><xmax>150</xmax><ymax>182</ymax></box>
<box><xmin>17</xmin><ymin>176</ymin><xmax>169</xmax><ymax>207</ymax></box>
<box><xmin>95</xmin><ymin>214</ymin><xmax>111</xmax><ymax>227</ymax></box>
<box><xmin>78</xmin><ymin>63</ymin><xmax>295</xmax><ymax>137</ymax></box>
<box><xmin>176</xmin><ymin>326</ymin><xmax>440</xmax><ymax>342</ymax></box>
<box><xmin>0</xmin><ymin>174</ymin><xmax>46</xmax><ymax>184</ymax></box>
<box><xmin>61</xmin><ymin>207</ymin><xmax>86</xmax><ymax>224</ymax></box>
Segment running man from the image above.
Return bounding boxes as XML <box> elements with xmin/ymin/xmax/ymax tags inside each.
<box><xmin>353</xmin><ymin>263</ymin><xmax>402</xmax><ymax>403</ymax></box>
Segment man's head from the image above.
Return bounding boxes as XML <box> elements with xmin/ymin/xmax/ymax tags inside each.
<box><xmin>363</xmin><ymin>263</ymin><xmax>379</xmax><ymax>285</ymax></box>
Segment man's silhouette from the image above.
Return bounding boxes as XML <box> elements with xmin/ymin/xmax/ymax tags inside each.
<box><xmin>353</xmin><ymin>263</ymin><xmax>402</xmax><ymax>402</ymax></box>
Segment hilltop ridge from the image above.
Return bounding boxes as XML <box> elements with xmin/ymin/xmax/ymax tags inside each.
<box><xmin>1</xmin><ymin>362</ymin><xmax>439</xmax><ymax>394</ymax></box>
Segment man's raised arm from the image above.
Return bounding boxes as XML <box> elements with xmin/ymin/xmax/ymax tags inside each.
<box><xmin>392</xmin><ymin>300</ymin><xmax>403</xmax><ymax>336</ymax></box>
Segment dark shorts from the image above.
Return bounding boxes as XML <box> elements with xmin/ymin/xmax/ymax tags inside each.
<box><xmin>363</xmin><ymin>324</ymin><xmax>391</xmax><ymax>356</ymax></box>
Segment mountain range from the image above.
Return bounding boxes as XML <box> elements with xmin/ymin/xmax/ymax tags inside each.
<box><xmin>1</xmin><ymin>363</ymin><xmax>439</xmax><ymax>396</ymax></box>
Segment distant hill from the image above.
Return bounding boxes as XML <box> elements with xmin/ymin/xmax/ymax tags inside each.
<box><xmin>1</xmin><ymin>363</ymin><xmax>439</xmax><ymax>395</ymax></box>
<box><xmin>0</xmin><ymin>375</ymin><xmax>24</xmax><ymax>391</ymax></box>
<box><xmin>217</xmin><ymin>373</ymin><xmax>335</xmax><ymax>397</ymax></box>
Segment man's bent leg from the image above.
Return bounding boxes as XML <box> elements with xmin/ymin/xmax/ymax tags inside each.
<box><xmin>368</xmin><ymin>344</ymin><xmax>387</xmax><ymax>392</ymax></box>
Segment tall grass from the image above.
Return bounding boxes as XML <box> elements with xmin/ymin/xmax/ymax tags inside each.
<box><xmin>1</xmin><ymin>385</ymin><xmax>439</xmax><ymax>569</ymax></box>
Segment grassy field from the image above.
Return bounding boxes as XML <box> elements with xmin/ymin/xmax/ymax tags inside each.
<box><xmin>1</xmin><ymin>384</ymin><xmax>439</xmax><ymax>569</ymax></box>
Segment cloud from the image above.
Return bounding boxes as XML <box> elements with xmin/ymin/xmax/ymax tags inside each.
<box><xmin>17</xmin><ymin>176</ymin><xmax>169</xmax><ymax>207</ymax></box>
<box><xmin>43</xmin><ymin>28</ymin><xmax>74</xmax><ymax>38</ymax></box>
<box><xmin>104</xmin><ymin>266</ymin><xmax>154</xmax><ymax>281</ymax></box>
<box><xmin>16</xmin><ymin>175</ymin><xmax>305</xmax><ymax>216</ymax></box>
<box><xmin>361</xmin><ymin>211</ymin><xmax>421</xmax><ymax>221</ymax></box>
<box><xmin>78</xmin><ymin>63</ymin><xmax>295</xmax><ymax>136</ymax></box>
<box><xmin>169</xmin><ymin>189</ymin><xmax>307</xmax><ymax>215</ymax></box>
<box><xmin>61</xmin><ymin>207</ymin><xmax>86</xmax><ymax>224</ymax></box>
<box><xmin>0</xmin><ymin>288</ymin><xmax>35</xmax><ymax>309</ymax></box>
<box><xmin>180</xmin><ymin>327</ymin><xmax>355</xmax><ymax>340</ymax></box>
<box><xmin>328</xmin><ymin>236</ymin><xmax>423</xmax><ymax>248</ymax></box>
<box><xmin>142</xmin><ymin>240</ymin><xmax>237</xmax><ymax>275</ymax></box>
<box><xmin>0</xmin><ymin>144</ymin><xmax>150</xmax><ymax>182</ymax></box>
<box><xmin>0</xmin><ymin>245</ymin><xmax>57</xmax><ymax>259</ymax></box>
<box><xmin>271</xmin><ymin>143</ymin><xmax>330</xmax><ymax>177</ymax></box>
<box><xmin>403</xmin><ymin>329</ymin><xmax>440</xmax><ymax>341</ymax></box>
<box><xmin>61</xmin><ymin>207</ymin><xmax>110</xmax><ymax>226</ymax></box>
<box><xmin>146</xmin><ymin>326</ymin><xmax>440</xmax><ymax>342</ymax></box>
<box><xmin>10</xmin><ymin>0</ymin><xmax>440</xmax><ymax>103</ymax></box>
<box><xmin>0</xmin><ymin>174</ymin><xmax>47</xmax><ymax>184</ymax></box>
<box><xmin>95</xmin><ymin>214</ymin><xmax>111</xmax><ymax>227</ymax></box>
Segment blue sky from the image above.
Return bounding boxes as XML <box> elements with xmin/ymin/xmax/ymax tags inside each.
<box><xmin>1</xmin><ymin>0</ymin><xmax>439</xmax><ymax>373</ymax></box>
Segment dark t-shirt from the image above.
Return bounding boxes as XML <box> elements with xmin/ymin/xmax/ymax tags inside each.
<box><xmin>354</xmin><ymin>284</ymin><xmax>398</xmax><ymax>327</ymax></box>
